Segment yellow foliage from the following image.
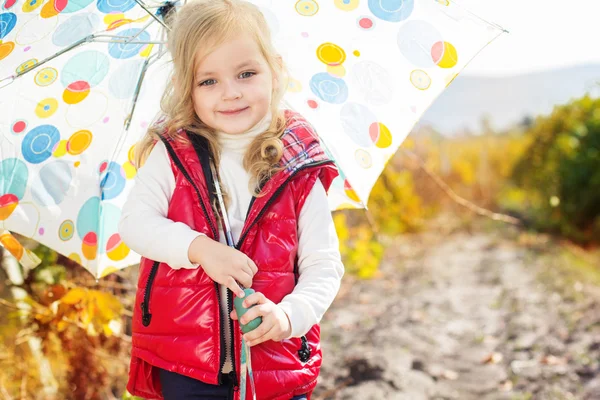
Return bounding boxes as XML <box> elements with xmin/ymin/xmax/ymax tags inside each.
<box><xmin>60</xmin><ymin>287</ymin><xmax>86</xmax><ymax>305</ymax></box>
<box><xmin>334</xmin><ymin>213</ymin><xmax>384</xmax><ymax>279</ymax></box>
<box><xmin>453</xmin><ymin>159</ymin><xmax>476</xmax><ymax>185</ymax></box>
<box><xmin>31</xmin><ymin>287</ymin><xmax>123</xmax><ymax>337</ymax></box>
<box><xmin>369</xmin><ymin>168</ymin><xmax>425</xmax><ymax>235</ymax></box>
<box><xmin>332</xmin><ymin>129</ymin><xmax>530</xmax><ymax>278</ymax></box>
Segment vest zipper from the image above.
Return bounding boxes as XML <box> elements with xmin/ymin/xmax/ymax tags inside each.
<box><xmin>161</xmin><ymin>139</ymin><xmax>218</xmax><ymax>238</ymax></box>
<box><xmin>217</xmin><ymin>280</ymin><xmax>227</xmax><ymax>385</ymax></box>
<box><xmin>155</xmin><ymin>139</ymin><xmax>229</xmax><ymax>385</ymax></box>
<box><xmin>226</xmin><ymin>288</ymin><xmax>237</xmax><ymax>389</ymax></box>
<box><xmin>140</xmin><ymin>261</ymin><xmax>159</xmax><ymax>326</ymax></box>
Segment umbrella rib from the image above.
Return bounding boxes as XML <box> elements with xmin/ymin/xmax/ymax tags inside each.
<box><xmin>133</xmin><ymin>0</ymin><xmax>171</xmax><ymax>31</ymax></box>
<box><xmin>129</xmin><ymin>17</ymin><xmax>160</xmax><ymax>46</ymax></box>
<box><xmin>92</xmin><ymin>39</ymin><xmax>165</xmax><ymax>44</ymax></box>
<box><xmin>93</xmin><ymin>34</ymin><xmax>165</xmax><ymax>45</ymax></box>
<box><xmin>0</xmin><ymin>34</ymin><xmax>166</xmax><ymax>85</ymax></box>
<box><xmin>123</xmin><ymin>47</ymin><xmax>168</xmax><ymax>130</ymax></box>
<box><xmin>0</xmin><ymin>35</ymin><xmax>89</xmax><ymax>88</ymax></box>
<box><xmin>118</xmin><ymin>18</ymin><xmax>155</xmax><ymax>47</ymax></box>
<box><xmin>0</xmin><ymin>36</ymin><xmax>88</xmax><ymax>86</ymax></box>
<box><xmin>1</xmin><ymin>0</ymin><xmax>172</xmax><ymax>86</ymax></box>
<box><xmin>117</xmin><ymin>46</ymin><xmax>168</xmax><ymax>168</ymax></box>
<box><xmin>92</xmin><ymin>36</ymin><xmax>165</xmax><ymax>44</ymax></box>
<box><xmin>449</xmin><ymin>0</ymin><xmax>508</xmax><ymax>33</ymax></box>
<box><xmin>123</xmin><ymin>61</ymin><xmax>152</xmax><ymax>131</ymax></box>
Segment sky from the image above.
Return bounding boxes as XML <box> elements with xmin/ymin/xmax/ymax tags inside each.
<box><xmin>454</xmin><ymin>0</ymin><xmax>600</xmax><ymax>77</ymax></box>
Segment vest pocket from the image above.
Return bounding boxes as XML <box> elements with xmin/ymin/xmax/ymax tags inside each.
<box><xmin>141</xmin><ymin>261</ymin><xmax>160</xmax><ymax>327</ymax></box>
<box><xmin>298</xmin><ymin>336</ymin><xmax>311</xmax><ymax>363</ymax></box>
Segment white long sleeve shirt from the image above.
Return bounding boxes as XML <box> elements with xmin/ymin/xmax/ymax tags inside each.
<box><xmin>118</xmin><ymin>116</ymin><xmax>344</xmax><ymax>373</ymax></box>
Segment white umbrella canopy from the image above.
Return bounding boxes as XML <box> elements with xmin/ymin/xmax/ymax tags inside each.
<box><xmin>0</xmin><ymin>0</ymin><xmax>504</xmax><ymax>278</ymax></box>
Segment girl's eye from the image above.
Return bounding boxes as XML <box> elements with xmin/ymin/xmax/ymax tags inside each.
<box><xmin>199</xmin><ymin>79</ymin><xmax>216</xmax><ymax>87</ymax></box>
<box><xmin>240</xmin><ymin>71</ymin><xmax>256</xmax><ymax>79</ymax></box>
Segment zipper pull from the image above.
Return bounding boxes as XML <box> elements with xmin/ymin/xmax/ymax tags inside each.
<box><xmin>298</xmin><ymin>336</ymin><xmax>310</xmax><ymax>362</ymax></box>
<box><xmin>141</xmin><ymin>301</ymin><xmax>152</xmax><ymax>326</ymax></box>
<box><xmin>230</xmin><ymin>371</ymin><xmax>240</xmax><ymax>394</ymax></box>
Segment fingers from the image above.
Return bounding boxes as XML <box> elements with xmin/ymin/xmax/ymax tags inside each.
<box><xmin>246</xmin><ymin>327</ymin><xmax>275</xmax><ymax>347</ymax></box>
<box><xmin>225</xmin><ymin>277</ymin><xmax>245</xmax><ymax>298</ymax></box>
<box><xmin>241</xmin><ymin>263</ymin><xmax>254</xmax><ymax>279</ymax></box>
<box><xmin>240</xmin><ymin>292</ymin><xmax>266</xmax><ymax>312</ymax></box>
<box><xmin>243</xmin><ymin>311</ymin><xmax>273</xmax><ymax>345</ymax></box>
<box><xmin>235</xmin><ymin>269</ymin><xmax>253</xmax><ymax>289</ymax></box>
<box><xmin>236</xmin><ymin>295</ymin><xmax>288</xmax><ymax>346</ymax></box>
<box><xmin>239</xmin><ymin>306</ymin><xmax>262</xmax><ymax>327</ymax></box>
<box><xmin>230</xmin><ymin>308</ymin><xmax>238</xmax><ymax>320</ymax></box>
<box><xmin>235</xmin><ymin>257</ymin><xmax>256</xmax><ymax>289</ymax></box>
<box><xmin>243</xmin><ymin>316</ymin><xmax>286</xmax><ymax>346</ymax></box>
<box><xmin>238</xmin><ymin>292</ymin><xmax>266</xmax><ymax>327</ymax></box>
<box><xmin>247</xmin><ymin>258</ymin><xmax>258</xmax><ymax>275</ymax></box>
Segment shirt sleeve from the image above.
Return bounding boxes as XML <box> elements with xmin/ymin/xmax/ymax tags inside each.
<box><xmin>278</xmin><ymin>179</ymin><xmax>345</xmax><ymax>338</ymax></box>
<box><xmin>118</xmin><ymin>140</ymin><xmax>204</xmax><ymax>269</ymax></box>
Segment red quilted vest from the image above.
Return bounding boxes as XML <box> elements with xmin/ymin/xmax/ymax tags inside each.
<box><xmin>127</xmin><ymin>111</ymin><xmax>338</xmax><ymax>399</ymax></box>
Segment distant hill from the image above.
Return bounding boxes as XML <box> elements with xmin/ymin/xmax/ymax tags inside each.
<box><xmin>418</xmin><ymin>64</ymin><xmax>600</xmax><ymax>134</ymax></box>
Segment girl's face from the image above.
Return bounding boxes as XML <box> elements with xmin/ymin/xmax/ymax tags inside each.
<box><xmin>192</xmin><ymin>35</ymin><xmax>276</xmax><ymax>134</ymax></box>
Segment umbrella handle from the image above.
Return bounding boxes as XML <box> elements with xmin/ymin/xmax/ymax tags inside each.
<box><xmin>234</xmin><ymin>288</ymin><xmax>263</xmax><ymax>334</ymax></box>
<box><xmin>210</xmin><ymin>161</ymin><xmax>262</xmax><ymax>332</ymax></box>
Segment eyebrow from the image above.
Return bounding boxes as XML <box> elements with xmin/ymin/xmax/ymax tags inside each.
<box><xmin>196</xmin><ymin>60</ymin><xmax>261</xmax><ymax>80</ymax></box>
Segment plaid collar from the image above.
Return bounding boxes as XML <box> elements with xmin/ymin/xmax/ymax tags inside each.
<box><xmin>278</xmin><ymin>111</ymin><xmax>330</xmax><ymax>174</ymax></box>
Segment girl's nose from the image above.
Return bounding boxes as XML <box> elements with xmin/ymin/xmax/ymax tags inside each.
<box><xmin>221</xmin><ymin>80</ymin><xmax>242</xmax><ymax>100</ymax></box>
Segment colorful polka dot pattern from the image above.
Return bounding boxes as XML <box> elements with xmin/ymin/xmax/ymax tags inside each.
<box><xmin>0</xmin><ymin>0</ymin><xmax>502</xmax><ymax>277</ymax></box>
<box><xmin>283</xmin><ymin>0</ymin><xmax>502</xmax><ymax>210</ymax></box>
<box><xmin>0</xmin><ymin>0</ymin><xmax>159</xmax><ymax>278</ymax></box>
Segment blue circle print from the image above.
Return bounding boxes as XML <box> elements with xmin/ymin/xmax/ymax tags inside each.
<box><xmin>97</xmin><ymin>0</ymin><xmax>136</xmax><ymax>13</ymax></box>
<box><xmin>98</xmin><ymin>202</ymin><xmax>120</xmax><ymax>254</ymax></box>
<box><xmin>368</xmin><ymin>0</ymin><xmax>414</xmax><ymax>22</ymax></box>
<box><xmin>0</xmin><ymin>158</ymin><xmax>28</xmax><ymax>199</ymax></box>
<box><xmin>309</xmin><ymin>73</ymin><xmax>349</xmax><ymax>104</ymax></box>
<box><xmin>53</xmin><ymin>13</ymin><xmax>100</xmax><ymax>47</ymax></box>
<box><xmin>31</xmin><ymin>161</ymin><xmax>72</xmax><ymax>206</ymax></box>
<box><xmin>108</xmin><ymin>28</ymin><xmax>150</xmax><ymax>59</ymax></box>
<box><xmin>77</xmin><ymin>196</ymin><xmax>99</xmax><ymax>240</ymax></box>
<box><xmin>75</xmin><ymin>198</ymin><xmax>121</xmax><ymax>254</ymax></box>
<box><xmin>61</xmin><ymin>50</ymin><xmax>110</xmax><ymax>87</ymax></box>
<box><xmin>62</xmin><ymin>0</ymin><xmax>94</xmax><ymax>13</ymax></box>
<box><xmin>22</xmin><ymin>125</ymin><xmax>60</xmax><ymax>164</ymax></box>
<box><xmin>0</xmin><ymin>12</ymin><xmax>17</xmax><ymax>40</ymax></box>
<box><xmin>100</xmin><ymin>161</ymin><xmax>126</xmax><ymax>200</ymax></box>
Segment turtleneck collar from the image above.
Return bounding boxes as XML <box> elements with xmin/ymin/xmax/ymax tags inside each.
<box><xmin>217</xmin><ymin>112</ymin><xmax>273</xmax><ymax>154</ymax></box>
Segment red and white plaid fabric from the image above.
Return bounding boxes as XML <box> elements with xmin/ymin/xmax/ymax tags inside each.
<box><xmin>280</xmin><ymin>110</ymin><xmax>330</xmax><ymax>173</ymax></box>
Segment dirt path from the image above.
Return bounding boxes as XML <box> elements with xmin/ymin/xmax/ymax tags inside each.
<box><xmin>314</xmin><ymin>220</ymin><xmax>600</xmax><ymax>400</ymax></box>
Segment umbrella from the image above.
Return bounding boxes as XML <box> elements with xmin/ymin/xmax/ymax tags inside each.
<box><xmin>0</xmin><ymin>0</ymin><xmax>172</xmax><ymax>277</ymax></box>
<box><xmin>0</xmin><ymin>0</ymin><xmax>505</xmax><ymax>278</ymax></box>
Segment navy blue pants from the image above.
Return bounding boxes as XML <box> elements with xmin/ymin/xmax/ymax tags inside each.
<box><xmin>159</xmin><ymin>369</ymin><xmax>308</xmax><ymax>400</ymax></box>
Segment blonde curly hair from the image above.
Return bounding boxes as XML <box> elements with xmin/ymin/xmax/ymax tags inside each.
<box><xmin>135</xmin><ymin>0</ymin><xmax>288</xmax><ymax>198</ymax></box>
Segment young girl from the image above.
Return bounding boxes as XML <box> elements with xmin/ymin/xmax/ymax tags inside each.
<box><xmin>118</xmin><ymin>0</ymin><xmax>344</xmax><ymax>398</ymax></box>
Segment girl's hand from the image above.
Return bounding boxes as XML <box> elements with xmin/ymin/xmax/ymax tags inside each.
<box><xmin>189</xmin><ymin>235</ymin><xmax>258</xmax><ymax>297</ymax></box>
<box><xmin>229</xmin><ymin>291</ymin><xmax>292</xmax><ymax>346</ymax></box>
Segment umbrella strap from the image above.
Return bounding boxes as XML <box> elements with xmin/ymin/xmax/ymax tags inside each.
<box><xmin>240</xmin><ymin>338</ymin><xmax>257</xmax><ymax>400</ymax></box>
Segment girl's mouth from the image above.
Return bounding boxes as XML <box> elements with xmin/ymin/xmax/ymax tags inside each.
<box><xmin>219</xmin><ymin>107</ymin><xmax>249</xmax><ymax>116</ymax></box>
